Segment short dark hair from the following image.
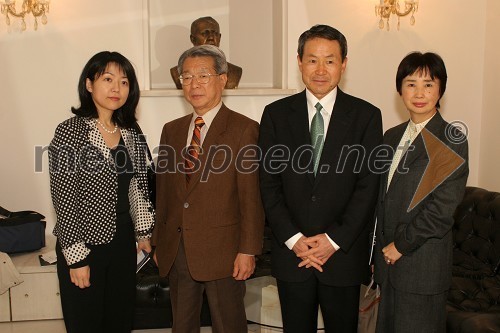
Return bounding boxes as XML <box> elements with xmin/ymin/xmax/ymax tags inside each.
<box><xmin>191</xmin><ymin>16</ymin><xmax>220</xmax><ymax>35</ymax></box>
<box><xmin>177</xmin><ymin>45</ymin><xmax>228</xmax><ymax>75</ymax></box>
<box><xmin>71</xmin><ymin>51</ymin><xmax>140</xmax><ymax>128</ymax></box>
<box><xmin>396</xmin><ymin>52</ymin><xmax>447</xmax><ymax>109</ymax></box>
<box><xmin>297</xmin><ymin>24</ymin><xmax>348</xmax><ymax>61</ymax></box>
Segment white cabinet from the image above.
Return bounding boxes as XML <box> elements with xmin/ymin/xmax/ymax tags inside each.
<box><xmin>0</xmin><ymin>291</ymin><xmax>10</xmax><ymax>322</ymax></box>
<box><xmin>6</xmin><ymin>236</ymin><xmax>63</xmax><ymax>321</ymax></box>
<box><xmin>9</xmin><ymin>272</ymin><xmax>62</xmax><ymax>321</ymax></box>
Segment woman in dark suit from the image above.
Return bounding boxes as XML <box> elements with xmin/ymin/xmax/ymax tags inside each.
<box><xmin>374</xmin><ymin>52</ymin><xmax>469</xmax><ymax>333</ymax></box>
<box><xmin>48</xmin><ymin>51</ymin><xmax>155</xmax><ymax>333</ymax></box>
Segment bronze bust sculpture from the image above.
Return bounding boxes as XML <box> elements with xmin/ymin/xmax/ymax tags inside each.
<box><xmin>170</xmin><ymin>16</ymin><xmax>242</xmax><ymax>89</ymax></box>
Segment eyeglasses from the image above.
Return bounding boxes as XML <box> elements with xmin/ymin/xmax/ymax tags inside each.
<box><xmin>179</xmin><ymin>73</ymin><xmax>221</xmax><ymax>86</ymax></box>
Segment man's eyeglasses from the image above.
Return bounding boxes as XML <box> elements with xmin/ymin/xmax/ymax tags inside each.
<box><xmin>179</xmin><ymin>73</ymin><xmax>221</xmax><ymax>86</ymax></box>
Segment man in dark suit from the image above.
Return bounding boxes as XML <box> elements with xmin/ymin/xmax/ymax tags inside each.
<box><xmin>374</xmin><ymin>52</ymin><xmax>468</xmax><ymax>333</ymax></box>
<box><xmin>170</xmin><ymin>16</ymin><xmax>242</xmax><ymax>89</ymax></box>
<box><xmin>153</xmin><ymin>44</ymin><xmax>264</xmax><ymax>333</ymax></box>
<box><xmin>258</xmin><ymin>25</ymin><xmax>383</xmax><ymax>333</ymax></box>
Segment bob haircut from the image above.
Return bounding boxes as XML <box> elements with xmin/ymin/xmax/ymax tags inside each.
<box><xmin>177</xmin><ymin>44</ymin><xmax>228</xmax><ymax>75</ymax></box>
<box><xmin>396</xmin><ymin>52</ymin><xmax>447</xmax><ymax>109</ymax></box>
<box><xmin>71</xmin><ymin>51</ymin><xmax>140</xmax><ymax>128</ymax></box>
<box><xmin>297</xmin><ymin>24</ymin><xmax>348</xmax><ymax>62</ymax></box>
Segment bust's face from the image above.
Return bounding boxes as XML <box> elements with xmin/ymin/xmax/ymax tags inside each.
<box><xmin>190</xmin><ymin>20</ymin><xmax>221</xmax><ymax>47</ymax></box>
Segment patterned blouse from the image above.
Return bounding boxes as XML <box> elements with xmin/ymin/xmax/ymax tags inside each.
<box><xmin>48</xmin><ymin>116</ymin><xmax>155</xmax><ymax>265</ymax></box>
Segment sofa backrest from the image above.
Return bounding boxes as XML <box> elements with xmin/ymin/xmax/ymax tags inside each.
<box><xmin>452</xmin><ymin>187</ymin><xmax>500</xmax><ymax>278</ymax></box>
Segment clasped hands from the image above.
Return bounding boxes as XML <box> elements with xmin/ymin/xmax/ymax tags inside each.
<box><xmin>293</xmin><ymin>234</ymin><xmax>336</xmax><ymax>272</ymax></box>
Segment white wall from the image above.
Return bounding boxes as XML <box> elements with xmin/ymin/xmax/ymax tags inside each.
<box><xmin>286</xmin><ymin>0</ymin><xmax>485</xmax><ymax>188</ymax></box>
<box><xmin>148</xmin><ymin>0</ymin><xmax>274</xmax><ymax>88</ymax></box>
<box><xmin>479</xmin><ymin>0</ymin><xmax>500</xmax><ymax>191</ymax></box>
<box><xmin>0</xmin><ymin>1</ymin><xmax>145</xmax><ymax>232</ymax></box>
<box><xmin>0</xmin><ymin>0</ymin><xmax>497</xmax><ymax>235</ymax></box>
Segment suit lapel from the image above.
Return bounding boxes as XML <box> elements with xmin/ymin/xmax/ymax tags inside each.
<box><xmin>85</xmin><ymin>117</ymin><xmax>113</xmax><ymax>167</ymax></box>
<box><xmin>314</xmin><ymin>89</ymin><xmax>353</xmax><ymax>186</ymax></box>
<box><xmin>287</xmin><ymin>92</ymin><xmax>315</xmax><ymax>186</ymax></box>
<box><xmin>389</xmin><ymin>136</ymin><xmax>426</xmax><ymax>191</ymax></box>
<box><xmin>172</xmin><ymin>115</ymin><xmax>192</xmax><ymax>198</ymax></box>
<box><xmin>121</xmin><ymin>128</ymin><xmax>136</xmax><ymax>171</ymax></box>
<box><xmin>422</xmin><ymin>112</ymin><xmax>445</xmax><ymax>138</ymax></box>
<box><xmin>386</xmin><ymin>114</ymin><xmax>446</xmax><ymax>194</ymax></box>
<box><xmin>381</xmin><ymin>125</ymin><xmax>404</xmax><ymax>194</ymax></box>
<box><xmin>186</xmin><ymin>105</ymin><xmax>229</xmax><ymax>195</ymax></box>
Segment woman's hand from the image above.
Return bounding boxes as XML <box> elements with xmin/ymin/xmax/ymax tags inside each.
<box><xmin>382</xmin><ymin>242</ymin><xmax>402</xmax><ymax>265</ymax></box>
<box><xmin>69</xmin><ymin>266</ymin><xmax>91</xmax><ymax>289</ymax></box>
<box><xmin>137</xmin><ymin>238</ymin><xmax>152</xmax><ymax>253</ymax></box>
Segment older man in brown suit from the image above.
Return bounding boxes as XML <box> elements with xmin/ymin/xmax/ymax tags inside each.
<box><xmin>152</xmin><ymin>44</ymin><xmax>264</xmax><ymax>333</ymax></box>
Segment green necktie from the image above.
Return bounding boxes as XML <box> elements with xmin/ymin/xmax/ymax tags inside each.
<box><xmin>311</xmin><ymin>102</ymin><xmax>325</xmax><ymax>175</ymax></box>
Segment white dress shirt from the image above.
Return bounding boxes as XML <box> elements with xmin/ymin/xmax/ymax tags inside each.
<box><xmin>285</xmin><ymin>88</ymin><xmax>341</xmax><ymax>252</ymax></box>
<box><xmin>185</xmin><ymin>101</ymin><xmax>222</xmax><ymax>147</ymax></box>
<box><xmin>386</xmin><ymin>114</ymin><xmax>435</xmax><ymax>190</ymax></box>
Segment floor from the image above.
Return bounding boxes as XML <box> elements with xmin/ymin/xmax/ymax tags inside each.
<box><xmin>0</xmin><ymin>320</ymin><xmax>282</xmax><ymax>333</ymax></box>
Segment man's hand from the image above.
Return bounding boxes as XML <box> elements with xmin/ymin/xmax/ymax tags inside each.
<box><xmin>382</xmin><ymin>242</ymin><xmax>402</xmax><ymax>265</ymax></box>
<box><xmin>296</xmin><ymin>234</ymin><xmax>336</xmax><ymax>272</ymax></box>
<box><xmin>232</xmin><ymin>253</ymin><xmax>255</xmax><ymax>281</ymax></box>
<box><xmin>293</xmin><ymin>235</ymin><xmax>324</xmax><ymax>272</ymax></box>
<box><xmin>291</xmin><ymin>235</ymin><xmax>311</xmax><ymax>257</ymax></box>
<box><xmin>69</xmin><ymin>266</ymin><xmax>91</xmax><ymax>289</ymax></box>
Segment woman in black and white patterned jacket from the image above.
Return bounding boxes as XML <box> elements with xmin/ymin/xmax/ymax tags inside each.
<box><xmin>48</xmin><ymin>51</ymin><xmax>155</xmax><ymax>333</ymax></box>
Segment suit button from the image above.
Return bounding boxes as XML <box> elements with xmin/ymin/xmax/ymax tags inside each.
<box><xmin>177</xmin><ymin>227</ymin><xmax>182</xmax><ymax>232</ymax></box>
<box><xmin>184</xmin><ymin>202</ymin><xmax>189</xmax><ymax>208</ymax></box>
<box><xmin>381</xmin><ymin>231</ymin><xmax>385</xmax><ymax>236</ymax></box>
<box><xmin>311</xmin><ymin>196</ymin><xmax>316</xmax><ymax>202</ymax></box>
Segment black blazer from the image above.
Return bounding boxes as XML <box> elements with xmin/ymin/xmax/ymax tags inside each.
<box><xmin>258</xmin><ymin>89</ymin><xmax>383</xmax><ymax>286</ymax></box>
<box><xmin>373</xmin><ymin>112</ymin><xmax>469</xmax><ymax>294</ymax></box>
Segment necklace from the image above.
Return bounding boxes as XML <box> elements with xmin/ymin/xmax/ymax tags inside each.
<box><xmin>96</xmin><ymin>119</ymin><xmax>118</xmax><ymax>134</ymax></box>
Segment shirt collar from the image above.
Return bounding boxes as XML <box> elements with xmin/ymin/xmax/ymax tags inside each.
<box><xmin>409</xmin><ymin>113</ymin><xmax>435</xmax><ymax>135</ymax></box>
<box><xmin>306</xmin><ymin>87</ymin><xmax>337</xmax><ymax>116</ymax></box>
<box><xmin>191</xmin><ymin>101</ymin><xmax>222</xmax><ymax>130</ymax></box>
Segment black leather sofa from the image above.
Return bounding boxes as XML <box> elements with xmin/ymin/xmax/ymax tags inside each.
<box><xmin>447</xmin><ymin>187</ymin><xmax>500</xmax><ymax>332</ymax></box>
<box><xmin>133</xmin><ymin>226</ymin><xmax>272</xmax><ymax>330</ymax></box>
<box><xmin>133</xmin><ymin>260</ymin><xmax>212</xmax><ymax>329</ymax></box>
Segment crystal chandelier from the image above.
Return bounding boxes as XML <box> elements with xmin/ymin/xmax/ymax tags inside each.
<box><xmin>375</xmin><ymin>0</ymin><xmax>419</xmax><ymax>31</ymax></box>
<box><xmin>1</xmin><ymin>0</ymin><xmax>50</xmax><ymax>31</ymax></box>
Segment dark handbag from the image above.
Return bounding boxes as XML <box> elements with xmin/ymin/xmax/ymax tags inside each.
<box><xmin>134</xmin><ymin>123</ymin><xmax>156</xmax><ymax>208</ymax></box>
<box><xmin>0</xmin><ymin>206</ymin><xmax>46</xmax><ymax>254</ymax></box>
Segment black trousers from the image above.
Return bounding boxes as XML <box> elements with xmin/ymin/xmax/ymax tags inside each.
<box><xmin>277</xmin><ymin>275</ymin><xmax>360</xmax><ymax>333</ymax></box>
<box><xmin>56</xmin><ymin>213</ymin><xmax>136</xmax><ymax>333</ymax></box>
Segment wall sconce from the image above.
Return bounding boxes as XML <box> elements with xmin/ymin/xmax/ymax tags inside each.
<box><xmin>0</xmin><ymin>0</ymin><xmax>50</xmax><ymax>31</ymax></box>
<box><xmin>375</xmin><ymin>0</ymin><xmax>418</xmax><ymax>31</ymax></box>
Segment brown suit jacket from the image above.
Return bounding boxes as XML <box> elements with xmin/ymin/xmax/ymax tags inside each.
<box><xmin>152</xmin><ymin>104</ymin><xmax>264</xmax><ymax>281</ymax></box>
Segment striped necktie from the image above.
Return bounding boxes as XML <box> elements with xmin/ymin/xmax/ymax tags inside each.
<box><xmin>185</xmin><ymin>116</ymin><xmax>205</xmax><ymax>184</ymax></box>
<box><xmin>311</xmin><ymin>102</ymin><xmax>325</xmax><ymax>175</ymax></box>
